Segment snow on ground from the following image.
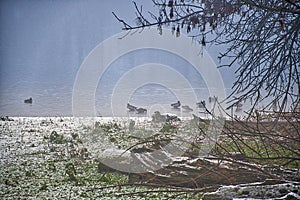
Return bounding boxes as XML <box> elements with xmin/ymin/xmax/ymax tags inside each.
<box><xmin>0</xmin><ymin>116</ymin><xmax>205</xmax><ymax>199</ymax></box>
<box><xmin>0</xmin><ymin>116</ymin><xmax>201</xmax><ymax>166</ymax></box>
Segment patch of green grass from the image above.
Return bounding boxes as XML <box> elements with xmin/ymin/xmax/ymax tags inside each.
<box><xmin>97</xmin><ymin>121</ymin><xmax>122</xmax><ymax>133</ymax></box>
<box><xmin>214</xmin><ymin>138</ymin><xmax>299</xmax><ymax>168</ymax></box>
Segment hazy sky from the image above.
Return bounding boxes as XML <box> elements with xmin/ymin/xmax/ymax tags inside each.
<box><xmin>0</xmin><ymin>0</ymin><xmax>143</xmax><ymax>86</ymax></box>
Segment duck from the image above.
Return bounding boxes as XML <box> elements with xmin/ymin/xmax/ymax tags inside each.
<box><xmin>166</xmin><ymin>114</ymin><xmax>180</xmax><ymax>122</ymax></box>
<box><xmin>136</xmin><ymin>107</ymin><xmax>147</xmax><ymax>114</ymax></box>
<box><xmin>24</xmin><ymin>97</ymin><xmax>32</xmax><ymax>104</ymax></box>
<box><xmin>171</xmin><ymin>100</ymin><xmax>181</xmax><ymax>109</ymax></box>
<box><xmin>196</xmin><ymin>100</ymin><xmax>206</xmax><ymax>108</ymax></box>
<box><xmin>182</xmin><ymin>105</ymin><xmax>193</xmax><ymax>112</ymax></box>
<box><xmin>127</xmin><ymin>103</ymin><xmax>137</xmax><ymax>112</ymax></box>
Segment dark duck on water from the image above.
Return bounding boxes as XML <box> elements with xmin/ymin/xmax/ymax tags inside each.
<box><xmin>171</xmin><ymin>101</ymin><xmax>181</xmax><ymax>109</ymax></box>
<box><xmin>24</xmin><ymin>97</ymin><xmax>33</xmax><ymax>104</ymax></box>
<box><xmin>136</xmin><ymin>107</ymin><xmax>147</xmax><ymax>114</ymax></box>
<box><xmin>127</xmin><ymin>103</ymin><xmax>137</xmax><ymax>112</ymax></box>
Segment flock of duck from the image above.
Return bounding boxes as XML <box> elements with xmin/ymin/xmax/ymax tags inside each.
<box><xmin>127</xmin><ymin>100</ymin><xmax>209</xmax><ymax>115</ymax></box>
<box><xmin>24</xmin><ymin>97</ymin><xmax>211</xmax><ymax>119</ymax></box>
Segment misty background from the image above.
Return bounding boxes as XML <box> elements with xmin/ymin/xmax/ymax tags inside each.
<box><xmin>0</xmin><ymin>0</ymin><xmax>237</xmax><ymax>117</ymax></box>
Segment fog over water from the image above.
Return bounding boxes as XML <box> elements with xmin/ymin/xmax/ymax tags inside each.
<box><xmin>0</xmin><ymin>0</ymin><xmax>242</xmax><ymax>117</ymax></box>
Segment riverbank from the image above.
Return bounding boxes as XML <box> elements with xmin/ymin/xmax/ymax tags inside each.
<box><xmin>0</xmin><ymin>117</ymin><xmax>299</xmax><ymax>199</ymax></box>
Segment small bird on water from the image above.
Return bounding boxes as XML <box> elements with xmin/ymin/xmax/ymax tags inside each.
<box><xmin>24</xmin><ymin>97</ymin><xmax>32</xmax><ymax>104</ymax></box>
<box><xmin>136</xmin><ymin>107</ymin><xmax>147</xmax><ymax>114</ymax></box>
<box><xmin>127</xmin><ymin>103</ymin><xmax>137</xmax><ymax>112</ymax></box>
<box><xmin>171</xmin><ymin>101</ymin><xmax>181</xmax><ymax>109</ymax></box>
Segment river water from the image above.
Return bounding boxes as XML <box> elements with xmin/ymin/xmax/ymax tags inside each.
<box><xmin>0</xmin><ymin>48</ymin><xmax>238</xmax><ymax>118</ymax></box>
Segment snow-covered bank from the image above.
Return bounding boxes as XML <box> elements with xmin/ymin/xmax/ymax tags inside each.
<box><xmin>0</xmin><ymin>116</ymin><xmax>203</xmax><ymax>199</ymax></box>
<box><xmin>0</xmin><ymin>116</ymin><xmax>193</xmax><ymax>162</ymax></box>
<box><xmin>1</xmin><ymin>117</ymin><xmax>299</xmax><ymax>199</ymax></box>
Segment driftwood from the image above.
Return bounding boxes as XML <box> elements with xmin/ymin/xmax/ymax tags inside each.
<box><xmin>98</xmin><ymin>155</ymin><xmax>286</xmax><ymax>188</ymax></box>
<box><xmin>97</xmin><ymin>117</ymin><xmax>299</xmax><ymax>190</ymax></box>
<box><xmin>127</xmin><ymin>158</ymin><xmax>274</xmax><ymax>188</ymax></box>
